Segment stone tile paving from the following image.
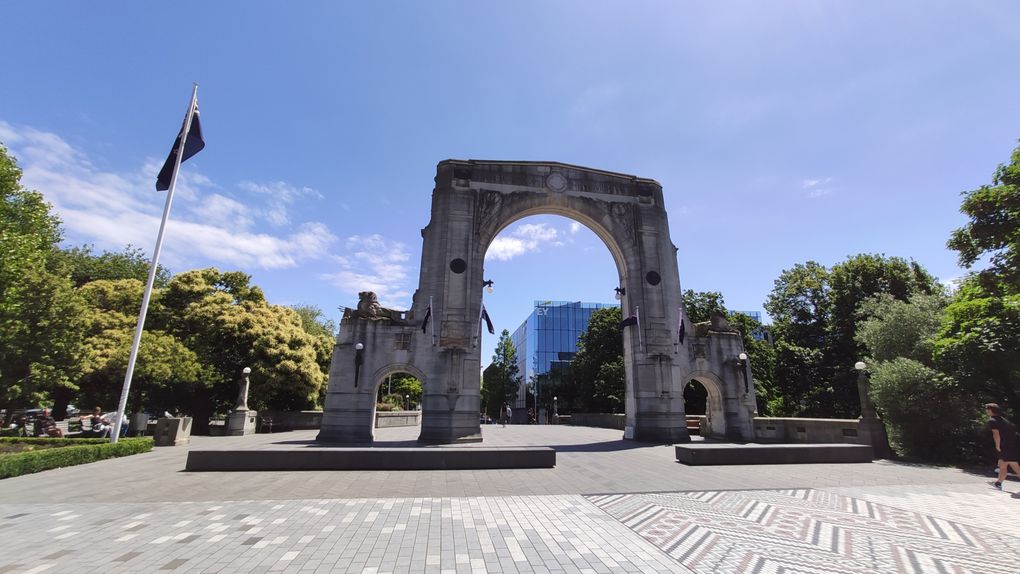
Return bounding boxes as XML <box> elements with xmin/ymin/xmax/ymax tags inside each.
<box><xmin>1</xmin><ymin>425</ymin><xmax>1013</xmax><ymax>573</ymax></box>
<box><xmin>0</xmin><ymin>496</ymin><xmax>690</xmax><ymax>574</ymax></box>
<box><xmin>0</xmin><ymin>426</ymin><xmax>981</xmax><ymax>504</ymax></box>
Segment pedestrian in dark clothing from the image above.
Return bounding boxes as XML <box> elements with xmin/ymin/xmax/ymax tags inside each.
<box><xmin>985</xmin><ymin>403</ymin><xmax>1020</xmax><ymax>491</ymax></box>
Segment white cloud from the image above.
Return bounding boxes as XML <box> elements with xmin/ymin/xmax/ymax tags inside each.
<box><xmin>0</xmin><ymin>120</ymin><xmax>336</xmax><ymax>270</ymax></box>
<box><xmin>569</xmin><ymin>221</ymin><xmax>582</xmax><ymax>234</ymax></box>
<box><xmin>239</xmin><ymin>180</ymin><xmax>322</xmax><ymax>227</ymax></box>
<box><xmin>319</xmin><ymin>234</ymin><xmax>412</xmax><ymax>308</ymax></box>
<box><xmin>802</xmin><ymin>177</ymin><xmax>834</xmax><ymax>199</ymax></box>
<box><xmin>802</xmin><ymin>177</ymin><xmax>833</xmax><ymax>189</ymax></box>
<box><xmin>485</xmin><ymin>222</ymin><xmax>562</xmax><ymax>262</ymax></box>
<box><xmin>487</xmin><ymin>237</ymin><xmax>530</xmax><ymax>261</ymax></box>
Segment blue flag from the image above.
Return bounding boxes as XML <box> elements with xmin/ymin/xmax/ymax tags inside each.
<box><xmin>156</xmin><ymin>101</ymin><xmax>205</xmax><ymax>191</ymax></box>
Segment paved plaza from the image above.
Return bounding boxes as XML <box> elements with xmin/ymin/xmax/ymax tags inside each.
<box><xmin>1</xmin><ymin>425</ymin><xmax>1018</xmax><ymax>573</ymax></box>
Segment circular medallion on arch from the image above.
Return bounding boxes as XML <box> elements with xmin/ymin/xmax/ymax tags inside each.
<box><xmin>545</xmin><ymin>172</ymin><xmax>568</xmax><ymax>192</ymax></box>
<box><xmin>645</xmin><ymin>271</ymin><xmax>661</xmax><ymax>286</ymax></box>
<box><xmin>449</xmin><ymin>258</ymin><xmax>467</xmax><ymax>274</ymax></box>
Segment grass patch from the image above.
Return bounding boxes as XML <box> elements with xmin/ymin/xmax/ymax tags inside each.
<box><xmin>0</xmin><ymin>437</ymin><xmax>153</xmax><ymax>479</ymax></box>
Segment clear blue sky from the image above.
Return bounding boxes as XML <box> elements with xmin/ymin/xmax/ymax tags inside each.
<box><xmin>2</xmin><ymin>2</ymin><xmax>1019</xmax><ymax>365</ymax></box>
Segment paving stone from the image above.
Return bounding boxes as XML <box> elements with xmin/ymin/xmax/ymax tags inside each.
<box><xmin>2</xmin><ymin>426</ymin><xmax>1015</xmax><ymax>573</ymax></box>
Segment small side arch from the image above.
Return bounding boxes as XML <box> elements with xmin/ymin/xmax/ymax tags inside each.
<box><xmin>687</xmin><ymin>371</ymin><xmax>727</xmax><ymax>438</ymax></box>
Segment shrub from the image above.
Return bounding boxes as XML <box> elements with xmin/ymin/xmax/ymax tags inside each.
<box><xmin>0</xmin><ymin>437</ymin><xmax>153</xmax><ymax>479</ymax></box>
<box><xmin>869</xmin><ymin>358</ymin><xmax>983</xmax><ymax>463</ymax></box>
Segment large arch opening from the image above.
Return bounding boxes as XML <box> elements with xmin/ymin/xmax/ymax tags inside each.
<box><xmin>479</xmin><ymin>213</ymin><xmax>629</xmax><ymax>430</ymax></box>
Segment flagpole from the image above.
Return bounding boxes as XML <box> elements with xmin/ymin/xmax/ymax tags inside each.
<box><xmin>636</xmin><ymin>305</ymin><xmax>643</xmax><ymax>352</ymax></box>
<box><xmin>111</xmin><ymin>84</ymin><xmax>199</xmax><ymax>443</ymax></box>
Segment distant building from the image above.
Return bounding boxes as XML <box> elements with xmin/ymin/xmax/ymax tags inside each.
<box><xmin>509</xmin><ymin>300</ymin><xmax>617</xmax><ymax>414</ymax></box>
<box><xmin>733</xmin><ymin>310</ymin><xmax>770</xmax><ymax>342</ymax></box>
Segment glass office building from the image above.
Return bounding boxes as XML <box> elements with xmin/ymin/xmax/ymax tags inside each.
<box><xmin>509</xmin><ymin>300</ymin><xmax>618</xmax><ymax>411</ymax></box>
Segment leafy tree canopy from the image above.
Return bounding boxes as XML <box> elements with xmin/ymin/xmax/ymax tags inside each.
<box><xmin>571</xmin><ymin>306</ymin><xmax>624</xmax><ymax>413</ymax></box>
<box><xmin>59</xmin><ymin>245</ymin><xmax>171</xmax><ymax>288</ymax></box>
<box><xmin>948</xmin><ymin>140</ymin><xmax>1020</xmax><ymax>291</ymax></box>
<box><xmin>480</xmin><ymin>330</ymin><xmax>521</xmax><ymax>419</ymax></box>
<box><xmin>0</xmin><ymin>145</ymin><xmax>85</xmax><ymax>413</ymax></box>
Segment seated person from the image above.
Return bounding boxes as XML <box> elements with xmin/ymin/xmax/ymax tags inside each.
<box><xmin>38</xmin><ymin>409</ymin><xmax>63</xmax><ymax>438</ymax></box>
<box><xmin>88</xmin><ymin>407</ymin><xmax>111</xmax><ymax>437</ymax></box>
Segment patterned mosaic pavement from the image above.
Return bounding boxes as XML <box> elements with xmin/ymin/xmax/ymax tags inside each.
<box><xmin>1</xmin><ymin>428</ymin><xmax>1017</xmax><ymax>573</ymax></box>
<box><xmin>1</xmin><ymin>483</ymin><xmax>1018</xmax><ymax>573</ymax></box>
<box><xmin>588</xmin><ymin>485</ymin><xmax>1020</xmax><ymax>574</ymax></box>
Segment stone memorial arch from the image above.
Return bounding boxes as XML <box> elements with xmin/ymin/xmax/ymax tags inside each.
<box><xmin>317</xmin><ymin>160</ymin><xmax>757</xmax><ymax>444</ymax></box>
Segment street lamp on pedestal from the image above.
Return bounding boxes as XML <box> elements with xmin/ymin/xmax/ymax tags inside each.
<box><xmin>855</xmin><ymin>361</ymin><xmax>892</xmax><ymax>459</ymax></box>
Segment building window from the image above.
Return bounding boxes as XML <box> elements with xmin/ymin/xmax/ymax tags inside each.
<box><xmin>394</xmin><ymin>332</ymin><xmax>411</xmax><ymax>350</ymax></box>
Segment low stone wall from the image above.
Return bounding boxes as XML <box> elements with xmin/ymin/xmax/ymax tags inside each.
<box><xmin>753</xmin><ymin>417</ymin><xmax>867</xmax><ymax>445</ymax></box>
<box><xmin>260</xmin><ymin>410</ymin><xmax>322</xmax><ymax>431</ymax></box>
<box><xmin>568</xmin><ymin>413</ymin><xmax>626</xmax><ymax>430</ymax></box>
<box><xmin>375</xmin><ymin>411</ymin><xmax>420</xmax><ymax>428</ymax></box>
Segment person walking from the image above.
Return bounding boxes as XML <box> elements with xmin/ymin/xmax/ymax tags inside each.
<box><xmin>985</xmin><ymin>403</ymin><xmax>1020</xmax><ymax>491</ymax></box>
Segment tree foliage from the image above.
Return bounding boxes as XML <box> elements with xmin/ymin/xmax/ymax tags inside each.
<box><xmin>0</xmin><ymin>145</ymin><xmax>86</xmax><ymax>413</ymax></box>
<box><xmin>867</xmin><ymin>358</ymin><xmax>979</xmax><ymax>463</ymax></box>
<box><xmin>854</xmin><ymin>292</ymin><xmax>981</xmax><ymax>462</ymax></box>
<box><xmin>59</xmin><ymin>245</ymin><xmax>171</xmax><ymax>288</ymax></box>
<box><xmin>480</xmin><ymin>330</ymin><xmax>521</xmax><ymax>419</ymax></box>
<box><xmin>764</xmin><ymin>255</ymin><xmax>939</xmax><ymax>417</ymax></box>
<box><xmin>947</xmin><ymin>140</ymin><xmax>1020</xmax><ymax>289</ymax></box>
<box><xmin>571</xmin><ymin>307</ymin><xmax>624</xmax><ymax>413</ymax></box>
<box><xmin>933</xmin><ymin>279</ymin><xmax>1020</xmax><ymax>414</ymax></box>
<box><xmin>377</xmin><ymin>372</ymin><xmax>422</xmax><ymax>409</ymax></box>
<box><xmin>681</xmin><ymin>290</ymin><xmax>726</xmax><ymax>324</ymax></box>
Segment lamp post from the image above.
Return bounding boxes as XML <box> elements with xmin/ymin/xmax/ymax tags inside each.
<box><xmin>482</xmin><ymin>279</ymin><xmax>494</xmax><ymax>294</ymax></box>
<box><xmin>614</xmin><ymin>287</ymin><xmax>625</xmax><ymax>300</ymax></box>
<box><xmin>553</xmin><ymin>395</ymin><xmax>559</xmax><ymax>425</ymax></box>
<box><xmin>854</xmin><ymin>361</ymin><xmax>892</xmax><ymax>459</ymax></box>
<box><xmin>736</xmin><ymin>353</ymin><xmax>749</xmax><ymax>394</ymax></box>
<box><xmin>405</xmin><ymin>394</ymin><xmax>410</xmax><ymax>411</ymax></box>
<box><xmin>354</xmin><ymin>343</ymin><xmax>364</xmax><ymax>387</ymax></box>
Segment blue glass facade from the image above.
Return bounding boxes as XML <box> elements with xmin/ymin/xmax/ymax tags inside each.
<box><xmin>509</xmin><ymin>300</ymin><xmax>618</xmax><ymax>409</ymax></box>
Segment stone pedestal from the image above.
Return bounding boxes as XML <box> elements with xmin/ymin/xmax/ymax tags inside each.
<box><xmin>858</xmin><ymin>416</ymin><xmax>892</xmax><ymax>459</ymax></box>
<box><xmin>227</xmin><ymin>410</ymin><xmax>257</xmax><ymax>436</ymax></box>
<box><xmin>154</xmin><ymin>417</ymin><xmax>192</xmax><ymax>447</ymax></box>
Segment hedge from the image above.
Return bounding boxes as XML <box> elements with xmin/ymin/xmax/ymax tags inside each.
<box><xmin>0</xmin><ymin>437</ymin><xmax>154</xmax><ymax>479</ymax></box>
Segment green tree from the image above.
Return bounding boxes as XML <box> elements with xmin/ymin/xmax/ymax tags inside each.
<box><xmin>158</xmin><ymin>269</ymin><xmax>327</xmax><ymax>430</ymax></box>
<box><xmin>867</xmin><ymin>358</ymin><xmax>978</xmax><ymax>463</ymax></box>
<box><xmin>726</xmin><ymin>311</ymin><xmax>778</xmax><ymax>415</ymax></box>
<box><xmin>377</xmin><ymin>372</ymin><xmax>422</xmax><ymax>409</ymax></box>
<box><xmin>933</xmin><ymin>279</ymin><xmax>1020</xmax><ymax>416</ymax></box>
<box><xmin>0</xmin><ymin>145</ymin><xmax>86</xmax><ymax>414</ymax></box>
<box><xmin>480</xmin><ymin>330</ymin><xmax>521</xmax><ymax>420</ymax></box>
<box><xmin>855</xmin><ymin>292</ymin><xmax>980</xmax><ymax>461</ymax></box>
<box><xmin>290</xmin><ymin>304</ymin><xmax>336</xmax><ymax>406</ymax></box>
<box><xmin>947</xmin><ymin>140</ymin><xmax>1020</xmax><ymax>290</ymax></box>
<box><xmin>764</xmin><ymin>256</ymin><xmax>939</xmax><ymax>417</ymax></box>
<box><xmin>75</xmin><ymin>279</ymin><xmax>204</xmax><ymax>416</ymax></box>
<box><xmin>941</xmin><ymin>140</ymin><xmax>1020</xmax><ymax>420</ymax></box>
<box><xmin>682</xmin><ymin>290</ymin><xmax>726</xmax><ymax>323</ymax></box>
<box><xmin>59</xmin><ymin>244</ymin><xmax>170</xmax><ymax>288</ymax></box>
<box><xmin>571</xmin><ymin>307</ymin><xmax>624</xmax><ymax>413</ymax></box>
